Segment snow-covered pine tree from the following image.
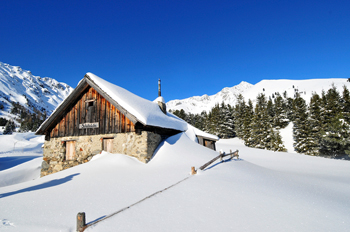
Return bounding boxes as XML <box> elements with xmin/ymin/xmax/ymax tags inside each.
<box><xmin>223</xmin><ymin>103</ymin><xmax>235</xmax><ymax>138</ymax></box>
<box><xmin>265</xmin><ymin>126</ymin><xmax>287</xmax><ymax>152</ymax></box>
<box><xmin>200</xmin><ymin>111</ymin><xmax>209</xmax><ymax>132</ymax></box>
<box><xmin>242</xmin><ymin>99</ymin><xmax>254</xmax><ymax>146</ymax></box>
<box><xmin>323</xmin><ymin>85</ymin><xmax>341</xmax><ymax>126</ymax></box>
<box><xmin>341</xmin><ymin>85</ymin><xmax>350</xmax><ymax>124</ymax></box>
<box><xmin>285</xmin><ymin>96</ymin><xmax>295</xmax><ymax>122</ymax></box>
<box><xmin>251</xmin><ymin>94</ymin><xmax>270</xmax><ymax>149</ymax></box>
<box><xmin>266</xmin><ymin>97</ymin><xmax>275</xmax><ymax>124</ymax></box>
<box><xmin>213</xmin><ymin>102</ymin><xmax>235</xmax><ymax>138</ymax></box>
<box><xmin>234</xmin><ymin>94</ymin><xmax>246</xmax><ymax>138</ymax></box>
<box><xmin>207</xmin><ymin>103</ymin><xmax>222</xmax><ymax>137</ymax></box>
<box><xmin>273</xmin><ymin>93</ymin><xmax>289</xmax><ymax>129</ymax></box>
<box><xmin>308</xmin><ymin>92</ymin><xmax>323</xmax><ymax>155</ymax></box>
<box><xmin>293</xmin><ymin>94</ymin><xmax>313</xmax><ymax>154</ymax></box>
<box><xmin>3</xmin><ymin>120</ymin><xmax>16</xmax><ymax>135</ymax></box>
<box><xmin>319</xmin><ymin>115</ymin><xmax>350</xmax><ymax>158</ymax></box>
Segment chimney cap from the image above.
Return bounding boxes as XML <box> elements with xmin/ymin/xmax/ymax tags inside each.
<box><xmin>158</xmin><ymin>78</ymin><xmax>161</xmax><ymax>97</ymax></box>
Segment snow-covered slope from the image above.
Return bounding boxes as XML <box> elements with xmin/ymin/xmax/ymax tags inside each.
<box><xmin>1</xmin><ymin>133</ymin><xmax>350</xmax><ymax>231</ymax></box>
<box><xmin>0</xmin><ymin>132</ymin><xmax>43</xmax><ymax>187</ymax></box>
<box><xmin>167</xmin><ymin>78</ymin><xmax>348</xmax><ymax>114</ymax></box>
<box><xmin>0</xmin><ymin>62</ymin><xmax>73</xmax><ymax>120</ymax></box>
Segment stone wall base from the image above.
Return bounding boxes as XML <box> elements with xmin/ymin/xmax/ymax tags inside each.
<box><xmin>41</xmin><ymin>131</ymin><xmax>162</xmax><ymax>177</ymax></box>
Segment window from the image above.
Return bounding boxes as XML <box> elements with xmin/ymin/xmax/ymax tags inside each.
<box><xmin>86</xmin><ymin>100</ymin><xmax>95</xmax><ymax>122</ymax></box>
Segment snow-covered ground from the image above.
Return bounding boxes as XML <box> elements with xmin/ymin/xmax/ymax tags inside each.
<box><xmin>1</xmin><ymin>132</ymin><xmax>350</xmax><ymax>231</ymax></box>
<box><xmin>0</xmin><ymin>133</ymin><xmax>43</xmax><ymax>188</ymax></box>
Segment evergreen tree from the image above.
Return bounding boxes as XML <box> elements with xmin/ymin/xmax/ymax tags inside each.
<box><xmin>341</xmin><ymin>85</ymin><xmax>350</xmax><ymax>124</ymax></box>
<box><xmin>250</xmin><ymin>94</ymin><xmax>270</xmax><ymax>149</ymax></box>
<box><xmin>242</xmin><ymin>99</ymin><xmax>254</xmax><ymax>146</ymax></box>
<box><xmin>285</xmin><ymin>96</ymin><xmax>295</xmax><ymax>121</ymax></box>
<box><xmin>172</xmin><ymin>109</ymin><xmax>187</xmax><ymax>121</ymax></box>
<box><xmin>308</xmin><ymin>93</ymin><xmax>323</xmax><ymax>155</ymax></box>
<box><xmin>234</xmin><ymin>94</ymin><xmax>246</xmax><ymax>139</ymax></box>
<box><xmin>199</xmin><ymin>111</ymin><xmax>209</xmax><ymax>132</ymax></box>
<box><xmin>319</xmin><ymin>115</ymin><xmax>350</xmax><ymax>158</ymax></box>
<box><xmin>206</xmin><ymin>102</ymin><xmax>235</xmax><ymax>138</ymax></box>
<box><xmin>273</xmin><ymin>94</ymin><xmax>288</xmax><ymax>129</ymax></box>
<box><xmin>206</xmin><ymin>103</ymin><xmax>221</xmax><ymax>136</ymax></box>
<box><xmin>323</xmin><ymin>85</ymin><xmax>341</xmax><ymax>125</ymax></box>
<box><xmin>293</xmin><ymin>94</ymin><xmax>313</xmax><ymax>154</ymax></box>
<box><xmin>3</xmin><ymin>120</ymin><xmax>16</xmax><ymax>134</ymax></box>
<box><xmin>265</xmin><ymin>126</ymin><xmax>287</xmax><ymax>152</ymax></box>
<box><xmin>221</xmin><ymin>103</ymin><xmax>235</xmax><ymax>138</ymax></box>
<box><xmin>0</xmin><ymin>117</ymin><xmax>8</xmax><ymax>127</ymax></box>
<box><xmin>266</xmin><ymin>97</ymin><xmax>275</xmax><ymax>124</ymax></box>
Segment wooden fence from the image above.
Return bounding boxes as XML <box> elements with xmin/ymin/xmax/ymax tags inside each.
<box><xmin>191</xmin><ymin>149</ymin><xmax>239</xmax><ymax>174</ymax></box>
<box><xmin>77</xmin><ymin>149</ymin><xmax>239</xmax><ymax>231</ymax></box>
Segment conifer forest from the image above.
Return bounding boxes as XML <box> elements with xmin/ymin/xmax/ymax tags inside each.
<box><xmin>171</xmin><ymin>84</ymin><xmax>350</xmax><ymax>159</ymax></box>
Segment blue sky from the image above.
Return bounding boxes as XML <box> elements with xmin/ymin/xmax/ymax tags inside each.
<box><xmin>1</xmin><ymin>0</ymin><xmax>349</xmax><ymax>101</ymax></box>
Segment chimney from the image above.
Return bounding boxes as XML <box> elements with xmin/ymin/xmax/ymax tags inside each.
<box><xmin>157</xmin><ymin>79</ymin><xmax>167</xmax><ymax>114</ymax></box>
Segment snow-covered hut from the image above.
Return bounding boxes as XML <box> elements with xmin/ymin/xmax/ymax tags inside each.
<box><xmin>185</xmin><ymin>124</ymin><xmax>219</xmax><ymax>151</ymax></box>
<box><xmin>36</xmin><ymin>73</ymin><xmax>218</xmax><ymax>177</ymax></box>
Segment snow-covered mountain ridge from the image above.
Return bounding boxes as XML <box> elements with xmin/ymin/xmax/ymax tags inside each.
<box><xmin>167</xmin><ymin>81</ymin><xmax>253</xmax><ymax>114</ymax></box>
<box><xmin>0</xmin><ymin>61</ymin><xmax>73</xmax><ymax>121</ymax></box>
<box><xmin>167</xmin><ymin>78</ymin><xmax>348</xmax><ymax>114</ymax></box>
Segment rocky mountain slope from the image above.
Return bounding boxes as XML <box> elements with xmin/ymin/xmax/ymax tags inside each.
<box><xmin>0</xmin><ymin>61</ymin><xmax>73</xmax><ymax>121</ymax></box>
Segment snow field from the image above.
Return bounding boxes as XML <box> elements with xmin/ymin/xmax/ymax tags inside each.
<box><xmin>0</xmin><ymin>132</ymin><xmax>350</xmax><ymax>231</ymax></box>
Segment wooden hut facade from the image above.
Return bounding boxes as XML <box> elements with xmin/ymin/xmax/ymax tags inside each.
<box><xmin>36</xmin><ymin>73</ymin><xmax>186</xmax><ymax>177</ymax></box>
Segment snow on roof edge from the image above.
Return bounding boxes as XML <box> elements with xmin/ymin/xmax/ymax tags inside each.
<box><xmin>187</xmin><ymin>124</ymin><xmax>219</xmax><ymax>141</ymax></box>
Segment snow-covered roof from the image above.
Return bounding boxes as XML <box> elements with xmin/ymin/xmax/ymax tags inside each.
<box><xmin>36</xmin><ymin>73</ymin><xmax>187</xmax><ymax>135</ymax></box>
<box><xmin>153</xmin><ymin>96</ymin><xmax>165</xmax><ymax>103</ymax></box>
<box><xmin>185</xmin><ymin>124</ymin><xmax>219</xmax><ymax>141</ymax></box>
<box><xmin>85</xmin><ymin>73</ymin><xmax>187</xmax><ymax>131</ymax></box>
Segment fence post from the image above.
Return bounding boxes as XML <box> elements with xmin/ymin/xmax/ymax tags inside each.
<box><xmin>191</xmin><ymin>166</ymin><xmax>197</xmax><ymax>175</ymax></box>
<box><xmin>77</xmin><ymin>212</ymin><xmax>86</xmax><ymax>232</ymax></box>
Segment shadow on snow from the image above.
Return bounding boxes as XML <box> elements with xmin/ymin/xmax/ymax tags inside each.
<box><xmin>0</xmin><ymin>156</ymin><xmax>42</xmax><ymax>171</ymax></box>
<box><xmin>0</xmin><ymin>173</ymin><xmax>80</xmax><ymax>198</ymax></box>
<box><xmin>204</xmin><ymin>158</ymin><xmax>242</xmax><ymax>171</ymax></box>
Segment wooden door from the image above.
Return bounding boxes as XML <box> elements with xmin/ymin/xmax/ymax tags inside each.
<box><xmin>103</xmin><ymin>139</ymin><xmax>113</xmax><ymax>153</ymax></box>
<box><xmin>66</xmin><ymin>141</ymin><xmax>76</xmax><ymax>160</ymax></box>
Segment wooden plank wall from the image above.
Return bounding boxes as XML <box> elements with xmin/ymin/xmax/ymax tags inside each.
<box><xmin>50</xmin><ymin>86</ymin><xmax>135</xmax><ymax>138</ymax></box>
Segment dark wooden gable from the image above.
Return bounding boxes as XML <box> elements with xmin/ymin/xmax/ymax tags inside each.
<box><xmin>36</xmin><ymin>77</ymin><xmax>138</xmax><ymax>140</ymax></box>
<box><xmin>49</xmin><ymin>86</ymin><xmax>135</xmax><ymax>139</ymax></box>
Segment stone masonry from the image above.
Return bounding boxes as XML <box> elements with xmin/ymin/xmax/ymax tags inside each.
<box><xmin>41</xmin><ymin>131</ymin><xmax>162</xmax><ymax>177</ymax></box>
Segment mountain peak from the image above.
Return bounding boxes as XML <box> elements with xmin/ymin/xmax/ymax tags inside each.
<box><xmin>167</xmin><ymin>81</ymin><xmax>253</xmax><ymax>114</ymax></box>
<box><xmin>0</xmin><ymin>61</ymin><xmax>74</xmax><ymax>122</ymax></box>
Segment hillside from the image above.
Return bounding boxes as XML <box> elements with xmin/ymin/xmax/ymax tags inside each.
<box><xmin>0</xmin><ymin>132</ymin><xmax>349</xmax><ymax>231</ymax></box>
<box><xmin>167</xmin><ymin>78</ymin><xmax>348</xmax><ymax>114</ymax></box>
<box><xmin>0</xmin><ymin>62</ymin><xmax>73</xmax><ymax>122</ymax></box>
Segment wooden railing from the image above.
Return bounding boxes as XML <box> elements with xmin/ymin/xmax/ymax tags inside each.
<box><xmin>191</xmin><ymin>149</ymin><xmax>239</xmax><ymax>174</ymax></box>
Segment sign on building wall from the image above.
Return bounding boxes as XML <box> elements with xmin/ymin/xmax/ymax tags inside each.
<box><xmin>79</xmin><ymin>122</ymin><xmax>99</xmax><ymax>129</ymax></box>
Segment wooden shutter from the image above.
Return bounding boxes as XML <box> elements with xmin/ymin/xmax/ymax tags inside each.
<box><xmin>103</xmin><ymin>139</ymin><xmax>113</xmax><ymax>153</ymax></box>
<box><xmin>66</xmin><ymin>141</ymin><xmax>76</xmax><ymax>160</ymax></box>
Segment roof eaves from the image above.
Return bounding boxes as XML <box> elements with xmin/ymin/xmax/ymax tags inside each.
<box><xmin>196</xmin><ymin>135</ymin><xmax>219</xmax><ymax>141</ymax></box>
<box><xmin>35</xmin><ymin>78</ymin><xmax>90</xmax><ymax>135</ymax></box>
<box><xmin>84</xmin><ymin>74</ymin><xmax>140</xmax><ymax>125</ymax></box>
